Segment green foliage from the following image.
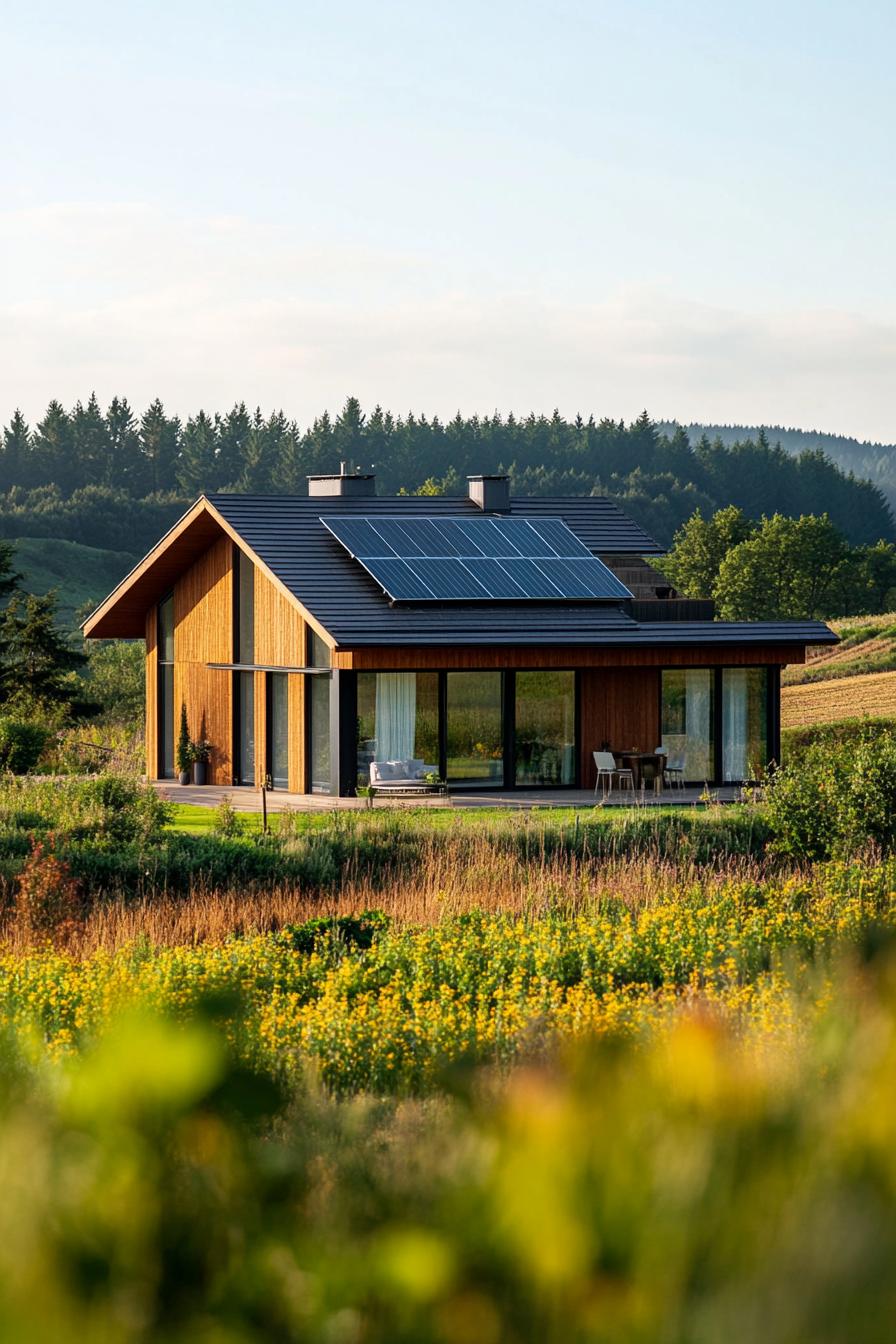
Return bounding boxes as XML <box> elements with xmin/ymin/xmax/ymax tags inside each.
<box><xmin>176</xmin><ymin>703</ymin><xmax>192</xmax><ymax>774</ymax></box>
<box><xmin>0</xmin><ymin>589</ymin><xmax>98</xmax><ymax>718</ymax></box>
<box><xmin>211</xmin><ymin>793</ymin><xmax>242</xmax><ymax>838</ymax></box>
<box><xmin>1</xmin><ymin>400</ymin><xmax>892</xmax><ymax>551</ymax></box>
<box><xmin>716</xmin><ymin>513</ymin><xmax>849</xmax><ymax>619</ymax></box>
<box><xmin>0</xmin><ymin>774</ymin><xmax>170</xmax><ymax>851</ymax></box>
<box><xmin>661</xmin><ymin>504</ymin><xmax>754</xmax><ymax>599</ymax></box>
<box><xmin>665</xmin><ymin>506</ymin><xmax>896</xmax><ymax>619</ymax></box>
<box><xmin>0</xmin><ymin>718</ymin><xmax>51</xmax><ymax>774</ymax></box>
<box><xmin>281</xmin><ymin>908</ymin><xmax>391</xmax><ymax>953</ymax></box>
<box><xmin>80</xmin><ymin>638</ymin><xmax>144</xmax><ymax>721</ymax></box>
<box><xmin>767</xmin><ymin>729</ymin><xmax>896</xmax><ymax>858</ymax></box>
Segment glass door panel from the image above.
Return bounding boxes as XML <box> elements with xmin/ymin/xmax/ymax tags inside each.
<box><xmin>722</xmin><ymin>668</ymin><xmax>768</xmax><ymax>781</ymax></box>
<box><xmin>515</xmin><ymin>671</ymin><xmax>575</xmax><ymax>785</ymax></box>
<box><xmin>446</xmin><ymin>672</ymin><xmax>503</xmax><ymax>787</ymax></box>
<box><xmin>268</xmin><ymin>673</ymin><xmax>289</xmax><ymax>788</ymax></box>
<box><xmin>309</xmin><ymin>675</ymin><xmax>331</xmax><ymax>793</ymax></box>
<box><xmin>236</xmin><ymin>671</ymin><xmax>255</xmax><ymax>785</ymax></box>
<box><xmin>661</xmin><ymin>670</ymin><xmax>714</xmax><ymax>782</ymax></box>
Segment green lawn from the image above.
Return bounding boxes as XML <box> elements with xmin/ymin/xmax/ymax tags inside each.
<box><xmin>164</xmin><ymin>799</ymin><xmax>732</xmax><ymax>836</ymax></box>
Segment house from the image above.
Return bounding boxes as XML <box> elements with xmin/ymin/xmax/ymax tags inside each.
<box><xmin>83</xmin><ymin>469</ymin><xmax>837</xmax><ymax>795</ymax></box>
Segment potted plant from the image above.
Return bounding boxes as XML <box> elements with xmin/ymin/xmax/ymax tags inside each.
<box><xmin>176</xmin><ymin>704</ymin><xmax>194</xmax><ymax>785</ymax></box>
<box><xmin>192</xmin><ymin>738</ymin><xmax>212</xmax><ymax>785</ymax></box>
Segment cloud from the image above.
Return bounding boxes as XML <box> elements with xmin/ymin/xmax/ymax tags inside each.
<box><xmin>2</xmin><ymin>202</ymin><xmax>895</xmax><ymax>443</ymax></box>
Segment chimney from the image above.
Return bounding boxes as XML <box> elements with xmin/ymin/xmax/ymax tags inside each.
<box><xmin>467</xmin><ymin>474</ymin><xmax>510</xmax><ymax>512</ymax></box>
<box><xmin>307</xmin><ymin>462</ymin><xmax>376</xmax><ymax>498</ymax></box>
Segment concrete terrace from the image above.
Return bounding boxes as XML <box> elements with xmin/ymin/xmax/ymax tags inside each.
<box><xmin>153</xmin><ymin>783</ymin><xmax>750</xmax><ymax>812</ymax></box>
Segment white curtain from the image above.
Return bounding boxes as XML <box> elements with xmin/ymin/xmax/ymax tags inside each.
<box><xmin>684</xmin><ymin>671</ymin><xmax>712</xmax><ymax>779</ymax></box>
<box><xmin>722</xmin><ymin>669</ymin><xmax>748</xmax><ymax>781</ymax></box>
<box><xmin>375</xmin><ymin>673</ymin><xmax>416</xmax><ymax>761</ymax></box>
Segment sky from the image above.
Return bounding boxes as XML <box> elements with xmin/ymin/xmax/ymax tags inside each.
<box><xmin>2</xmin><ymin>0</ymin><xmax>895</xmax><ymax>441</ymax></box>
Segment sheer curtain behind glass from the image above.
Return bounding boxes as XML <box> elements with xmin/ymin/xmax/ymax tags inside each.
<box><xmin>375</xmin><ymin>674</ymin><xmax>416</xmax><ymax>761</ymax></box>
<box><xmin>722</xmin><ymin>669</ymin><xmax>767</xmax><ymax>781</ymax></box>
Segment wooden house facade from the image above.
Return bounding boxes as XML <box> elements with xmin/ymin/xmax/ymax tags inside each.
<box><xmin>84</xmin><ymin>473</ymin><xmax>837</xmax><ymax>795</ymax></box>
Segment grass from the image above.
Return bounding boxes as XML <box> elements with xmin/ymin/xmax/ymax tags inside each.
<box><xmin>12</xmin><ymin>536</ymin><xmax>138</xmax><ymax>628</ymax></box>
<box><xmin>781</xmin><ymin>668</ymin><xmax>896</xmax><ymax>727</ymax></box>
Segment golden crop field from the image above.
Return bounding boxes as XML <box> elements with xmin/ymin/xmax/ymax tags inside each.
<box><xmin>782</xmin><ymin>667</ymin><xmax>896</xmax><ymax>727</ymax></box>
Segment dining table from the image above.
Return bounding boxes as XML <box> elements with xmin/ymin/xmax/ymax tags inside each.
<box><xmin>615</xmin><ymin>751</ymin><xmax>666</xmax><ymax>792</ymax></box>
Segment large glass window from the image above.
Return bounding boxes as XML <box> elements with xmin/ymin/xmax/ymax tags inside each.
<box><xmin>722</xmin><ymin>668</ymin><xmax>768</xmax><ymax>781</ymax></box>
<box><xmin>308</xmin><ymin>630</ymin><xmax>331</xmax><ymax>793</ymax></box>
<box><xmin>157</xmin><ymin>594</ymin><xmax>174</xmax><ymax>779</ymax></box>
<box><xmin>268</xmin><ymin>673</ymin><xmax>289</xmax><ymax>788</ymax></box>
<box><xmin>661</xmin><ymin>670</ymin><xmax>714</xmax><ymax>782</ymax></box>
<box><xmin>236</xmin><ymin>549</ymin><xmax>254</xmax><ymax>662</ymax></box>
<box><xmin>515</xmin><ymin>671</ymin><xmax>575</xmax><ymax>785</ymax></box>
<box><xmin>446</xmin><ymin>671</ymin><xmax>504</xmax><ymax>787</ymax></box>
<box><xmin>356</xmin><ymin>673</ymin><xmax>439</xmax><ymax>786</ymax></box>
<box><xmin>236</xmin><ymin>671</ymin><xmax>255</xmax><ymax>784</ymax></box>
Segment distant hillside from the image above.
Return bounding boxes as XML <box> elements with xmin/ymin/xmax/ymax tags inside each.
<box><xmin>781</xmin><ymin>613</ymin><xmax>896</xmax><ymax>729</ymax></box>
<box><xmin>13</xmin><ymin>538</ymin><xmax>138</xmax><ymax>630</ymax></box>
<box><xmin>663</xmin><ymin>422</ymin><xmax>896</xmax><ymax>509</ymax></box>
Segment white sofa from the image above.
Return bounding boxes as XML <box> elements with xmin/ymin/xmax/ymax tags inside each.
<box><xmin>369</xmin><ymin>758</ymin><xmax>439</xmax><ymax>787</ymax></box>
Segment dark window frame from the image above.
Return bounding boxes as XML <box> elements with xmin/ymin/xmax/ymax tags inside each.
<box><xmin>156</xmin><ymin>592</ymin><xmax>175</xmax><ymax>779</ymax></box>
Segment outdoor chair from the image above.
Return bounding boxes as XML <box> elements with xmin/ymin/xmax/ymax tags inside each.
<box><xmin>593</xmin><ymin>750</ymin><xmax>635</xmax><ymax>797</ymax></box>
<box><xmin>655</xmin><ymin>746</ymin><xmax>685</xmax><ymax>790</ymax></box>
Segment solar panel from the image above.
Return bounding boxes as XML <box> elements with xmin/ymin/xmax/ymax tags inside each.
<box><xmin>320</xmin><ymin>515</ymin><xmax>633</xmax><ymax>603</ymax></box>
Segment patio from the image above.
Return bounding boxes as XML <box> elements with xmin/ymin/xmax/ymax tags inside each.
<box><xmin>153</xmin><ymin>782</ymin><xmax>750</xmax><ymax>813</ymax></box>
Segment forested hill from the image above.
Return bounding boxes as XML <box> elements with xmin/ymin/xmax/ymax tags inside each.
<box><xmin>0</xmin><ymin>396</ymin><xmax>892</xmax><ymax>554</ymax></box>
<box><xmin>662</xmin><ymin>422</ymin><xmax>896</xmax><ymax>510</ymax></box>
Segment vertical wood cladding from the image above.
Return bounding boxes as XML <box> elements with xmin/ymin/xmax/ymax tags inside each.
<box><xmin>144</xmin><ymin>608</ymin><xmax>158</xmax><ymax>780</ymax></box>
<box><xmin>579</xmin><ymin>668</ymin><xmax>660</xmax><ymax>787</ymax></box>
<box><xmin>172</xmin><ymin>536</ymin><xmax>234</xmax><ymax>786</ymax></box>
<box><xmin>251</xmin><ymin>566</ymin><xmax>307</xmax><ymax>791</ymax></box>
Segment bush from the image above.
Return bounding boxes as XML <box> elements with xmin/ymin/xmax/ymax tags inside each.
<box><xmin>766</xmin><ymin>730</ymin><xmax>896</xmax><ymax>858</ymax></box>
<box><xmin>0</xmin><ymin>718</ymin><xmax>51</xmax><ymax>774</ymax></box>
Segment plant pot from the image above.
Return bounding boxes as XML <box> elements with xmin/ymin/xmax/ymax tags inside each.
<box><xmin>178</xmin><ymin>770</ymin><xmax>191</xmax><ymax>785</ymax></box>
<box><xmin>193</xmin><ymin>761</ymin><xmax>208</xmax><ymax>785</ymax></box>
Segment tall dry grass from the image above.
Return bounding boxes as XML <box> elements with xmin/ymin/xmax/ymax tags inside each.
<box><xmin>1</xmin><ymin>847</ymin><xmax>779</xmax><ymax>956</ymax></box>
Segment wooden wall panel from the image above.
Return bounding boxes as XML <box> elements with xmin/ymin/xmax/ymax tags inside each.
<box><xmin>171</xmin><ymin>538</ymin><xmax>234</xmax><ymax>786</ymax></box>
<box><xmin>579</xmin><ymin>669</ymin><xmax>660</xmax><ymax>787</ymax></box>
<box><xmin>145</xmin><ymin>608</ymin><xmax>157</xmax><ymax>780</ymax></box>
<box><xmin>334</xmin><ymin>644</ymin><xmax>802</xmax><ymax>671</ymax></box>
<box><xmin>254</xmin><ymin>567</ymin><xmax>306</xmax><ymax>666</ymax></box>
<box><xmin>174</xmin><ymin>535</ymin><xmax>232</xmax><ymax>663</ymax></box>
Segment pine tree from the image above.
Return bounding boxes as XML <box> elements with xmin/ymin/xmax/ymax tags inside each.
<box><xmin>0</xmin><ymin>590</ymin><xmax>93</xmax><ymax>713</ymax></box>
<box><xmin>32</xmin><ymin>400</ymin><xmax>75</xmax><ymax>493</ymax></box>
<box><xmin>1</xmin><ymin>411</ymin><xmax>32</xmax><ymax>489</ymax></box>
<box><xmin>105</xmin><ymin>396</ymin><xmax>143</xmax><ymax>493</ymax></box>
<box><xmin>176</xmin><ymin>411</ymin><xmax>218</xmax><ymax>494</ymax></box>
<box><xmin>71</xmin><ymin>392</ymin><xmax>112</xmax><ymax>487</ymax></box>
<box><xmin>140</xmin><ymin>399</ymin><xmax>181</xmax><ymax>495</ymax></box>
<box><xmin>333</xmin><ymin>396</ymin><xmax>366</xmax><ymax>470</ymax></box>
<box><xmin>0</xmin><ymin>540</ymin><xmax>21</xmax><ymax>605</ymax></box>
<box><xmin>215</xmin><ymin>403</ymin><xmax>251</xmax><ymax>488</ymax></box>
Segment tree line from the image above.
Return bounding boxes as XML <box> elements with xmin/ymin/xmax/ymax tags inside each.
<box><xmin>1</xmin><ymin>396</ymin><xmax>891</xmax><ymax>553</ymax></box>
<box><xmin>663</xmin><ymin>507</ymin><xmax>896</xmax><ymax>620</ymax></box>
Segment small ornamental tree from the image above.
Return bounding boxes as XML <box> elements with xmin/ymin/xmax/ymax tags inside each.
<box><xmin>176</xmin><ymin>703</ymin><xmax>193</xmax><ymax>775</ymax></box>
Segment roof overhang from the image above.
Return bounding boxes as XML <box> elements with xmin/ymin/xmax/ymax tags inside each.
<box><xmin>82</xmin><ymin>499</ymin><xmax>226</xmax><ymax>638</ymax></box>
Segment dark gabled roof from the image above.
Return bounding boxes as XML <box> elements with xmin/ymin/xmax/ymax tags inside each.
<box><xmin>206</xmin><ymin>493</ymin><xmax>837</xmax><ymax>650</ymax></box>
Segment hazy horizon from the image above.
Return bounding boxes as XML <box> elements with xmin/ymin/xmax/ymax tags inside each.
<box><xmin>4</xmin><ymin>1</ymin><xmax>895</xmax><ymax>443</ymax></box>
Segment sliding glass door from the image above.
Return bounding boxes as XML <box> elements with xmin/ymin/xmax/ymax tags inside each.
<box><xmin>446</xmin><ymin>672</ymin><xmax>504</xmax><ymax>787</ymax></box>
<box><xmin>356</xmin><ymin>672</ymin><xmax>439</xmax><ymax>787</ymax></box>
<box><xmin>660</xmin><ymin>669</ymin><xmax>714</xmax><ymax>782</ymax></box>
<box><xmin>722</xmin><ymin>668</ymin><xmax>768</xmax><ymax>782</ymax></box>
<box><xmin>662</xmin><ymin>667</ymin><xmax>773</xmax><ymax>783</ymax></box>
<box><xmin>514</xmin><ymin>671</ymin><xmax>575</xmax><ymax>785</ymax></box>
<box><xmin>235</xmin><ymin>671</ymin><xmax>255</xmax><ymax>785</ymax></box>
<box><xmin>267</xmin><ymin>673</ymin><xmax>289</xmax><ymax>789</ymax></box>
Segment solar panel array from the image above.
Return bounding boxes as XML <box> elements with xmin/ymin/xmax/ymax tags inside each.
<box><xmin>320</xmin><ymin>515</ymin><xmax>634</xmax><ymax>602</ymax></box>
